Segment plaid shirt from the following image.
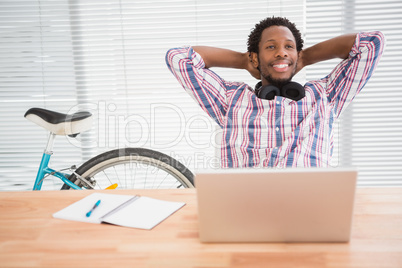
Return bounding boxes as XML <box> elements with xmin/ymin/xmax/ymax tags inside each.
<box><xmin>166</xmin><ymin>31</ymin><xmax>385</xmax><ymax>168</ymax></box>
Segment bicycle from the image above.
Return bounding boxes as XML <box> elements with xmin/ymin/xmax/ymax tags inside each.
<box><xmin>24</xmin><ymin>107</ymin><xmax>194</xmax><ymax>190</ymax></box>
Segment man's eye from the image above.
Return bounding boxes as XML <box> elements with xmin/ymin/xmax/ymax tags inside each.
<box><xmin>266</xmin><ymin>46</ymin><xmax>275</xmax><ymax>49</ymax></box>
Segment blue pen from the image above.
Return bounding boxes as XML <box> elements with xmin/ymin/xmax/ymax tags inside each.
<box><xmin>86</xmin><ymin>199</ymin><xmax>101</xmax><ymax>217</ymax></box>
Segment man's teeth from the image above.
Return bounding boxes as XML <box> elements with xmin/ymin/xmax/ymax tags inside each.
<box><xmin>273</xmin><ymin>64</ymin><xmax>288</xmax><ymax>68</ymax></box>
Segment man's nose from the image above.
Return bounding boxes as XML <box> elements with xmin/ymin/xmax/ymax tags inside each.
<box><xmin>275</xmin><ymin>47</ymin><xmax>288</xmax><ymax>58</ymax></box>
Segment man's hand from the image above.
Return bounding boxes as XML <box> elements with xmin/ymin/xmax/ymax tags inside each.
<box><xmin>192</xmin><ymin>46</ymin><xmax>261</xmax><ymax>80</ymax></box>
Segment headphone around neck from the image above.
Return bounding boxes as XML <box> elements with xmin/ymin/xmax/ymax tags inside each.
<box><xmin>255</xmin><ymin>81</ymin><xmax>305</xmax><ymax>101</ymax></box>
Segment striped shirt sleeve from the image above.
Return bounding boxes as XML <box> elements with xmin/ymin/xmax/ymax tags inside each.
<box><xmin>165</xmin><ymin>46</ymin><xmax>229</xmax><ymax>127</ymax></box>
<box><xmin>324</xmin><ymin>31</ymin><xmax>385</xmax><ymax>118</ymax></box>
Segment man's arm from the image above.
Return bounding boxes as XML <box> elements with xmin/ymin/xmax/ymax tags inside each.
<box><xmin>165</xmin><ymin>46</ymin><xmax>234</xmax><ymax>126</ymax></box>
<box><xmin>192</xmin><ymin>33</ymin><xmax>358</xmax><ymax>78</ymax></box>
<box><xmin>308</xmin><ymin>31</ymin><xmax>384</xmax><ymax>117</ymax></box>
<box><xmin>296</xmin><ymin>33</ymin><xmax>357</xmax><ymax>73</ymax></box>
<box><xmin>192</xmin><ymin>46</ymin><xmax>260</xmax><ymax>79</ymax></box>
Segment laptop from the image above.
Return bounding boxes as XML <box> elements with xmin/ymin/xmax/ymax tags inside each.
<box><xmin>195</xmin><ymin>168</ymin><xmax>357</xmax><ymax>243</ymax></box>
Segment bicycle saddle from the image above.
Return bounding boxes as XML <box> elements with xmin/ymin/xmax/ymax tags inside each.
<box><xmin>24</xmin><ymin>107</ymin><xmax>93</xmax><ymax>136</ymax></box>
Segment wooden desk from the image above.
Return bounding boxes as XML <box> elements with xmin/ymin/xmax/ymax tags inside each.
<box><xmin>0</xmin><ymin>188</ymin><xmax>402</xmax><ymax>268</ymax></box>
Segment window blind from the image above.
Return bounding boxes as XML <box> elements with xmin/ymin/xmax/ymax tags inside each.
<box><xmin>0</xmin><ymin>0</ymin><xmax>304</xmax><ymax>190</ymax></box>
<box><xmin>1</xmin><ymin>0</ymin><xmax>400</xmax><ymax>190</ymax></box>
<box><xmin>0</xmin><ymin>1</ymin><xmax>83</xmax><ymax>190</ymax></box>
<box><xmin>305</xmin><ymin>0</ymin><xmax>402</xmax><ymax>186</ymax></box>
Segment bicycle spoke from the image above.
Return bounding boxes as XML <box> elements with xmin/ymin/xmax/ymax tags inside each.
<box><xmin>102</xmin><ymin>170</ymin><xmax>114</xmax><ymax>189</ymax></box>
<box><xmin>144</xmin><ymin>165</ymin><xmax>148</xmax><ymax>189</ymax></box>
<box><xmin>133</xmin><ymin>164</ymin><xmax>138</xmax><ymax>189</ymax></box>
<box><xmin>124</xmin><ymin>163</ymin><xmax>127</xmax><ymax>188</ymax></box>
<box><xmin>151</xmin><ymin>166</ymin><xmax>160</xmax><ymax>188</ymax></box>
<box><xmin>155</xmin><ymin>172</ymin><xmax>169</xmax><ymax>189</ymax></box>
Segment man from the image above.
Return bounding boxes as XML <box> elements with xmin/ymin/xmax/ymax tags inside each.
<box><xmin>166</xmin><ymin>16</ymin><xmax>384</xmax><ymax>168</ymax></box>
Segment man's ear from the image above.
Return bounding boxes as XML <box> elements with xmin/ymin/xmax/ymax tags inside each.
<box><xmin>250</xmin><ymin>52</ymin><xmax>259</xmax><ymax>68</ymax></box>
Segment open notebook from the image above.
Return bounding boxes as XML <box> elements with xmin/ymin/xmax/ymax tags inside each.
<box><xmin>53</xmin><ymin>192</ymin><xmax>185</xmax><ymax>230</ymax></box>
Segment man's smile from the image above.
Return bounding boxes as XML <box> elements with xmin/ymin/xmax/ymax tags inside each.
<box><xmin>272</xmin><ymin>63</ymin><xmax>289</xmax><ymax>72</ymax></box>
<box><xmin>271</xmin><ymin>60</ymin><xmax>292</xmax><ymax>73</ymax></box>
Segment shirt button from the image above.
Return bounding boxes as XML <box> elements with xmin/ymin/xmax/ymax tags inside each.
<box><xmin>276</xmin><ymin>101</ymin><xmax>280</xmax><ymax>105</ymax></box>
<box><xmin>276</xmin><ymin>127</ymin><xmax>279</xmax><ymax>131</ymax></box>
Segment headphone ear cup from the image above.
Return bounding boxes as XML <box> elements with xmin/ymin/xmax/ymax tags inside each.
<box><xmin>257</xmin><ymin>85</ymin><xmax>280</xmax><ymax>100</ymax></box>
<box><xmin>281</xmin><ymin>82</ymin><xmax>305</xmax><ymax>101</ymax></box>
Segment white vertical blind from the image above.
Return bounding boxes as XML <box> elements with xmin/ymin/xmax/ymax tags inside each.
<box><xmin>0</xmin><ymin>0</ymin><xmax>400</xmax><ymax>190</ymax></box>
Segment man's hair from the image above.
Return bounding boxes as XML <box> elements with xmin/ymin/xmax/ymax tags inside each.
<box><xmin>247</xmin><ymin>16</ymin><xmax>304</xmax><ymax>53</ymax></box>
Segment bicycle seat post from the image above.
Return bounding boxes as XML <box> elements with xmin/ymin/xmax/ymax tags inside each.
<box><xmin>33</xmin><ymin>132</ymin><xmax>56</xmax><ymax>190</ymax></box>
<box><xmin>44</xmin><ymin>132</ymin><xmax>56</xmax><ymax>155</ymax></box>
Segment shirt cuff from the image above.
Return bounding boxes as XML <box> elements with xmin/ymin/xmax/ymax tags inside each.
<box><xmin>188</xmin><ymin>46</ymin><xmax>206</xmax><ymax>69</ymax></box>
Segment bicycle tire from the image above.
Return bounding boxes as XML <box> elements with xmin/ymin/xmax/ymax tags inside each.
<box><xmin>61</xmin><ymin>148</ymin><xmax>194</xmax><ymax>190</ymax></box>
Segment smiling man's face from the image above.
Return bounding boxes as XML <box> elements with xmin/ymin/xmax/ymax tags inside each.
<box><xmin>251</xmin><ymin>26</ymin><xmax>299</xmax><ymax>88</ymax></box>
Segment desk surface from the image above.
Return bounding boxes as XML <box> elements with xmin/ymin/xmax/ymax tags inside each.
<box><xmin>0</xmin><ymin>188</ymin><xmax>402</xmax><ymax>268</ymax></box>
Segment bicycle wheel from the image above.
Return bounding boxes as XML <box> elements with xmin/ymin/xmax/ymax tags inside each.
<box><xmin>61</xmin><ymin>148</ymin><xmax>194</xmax><ymax>190</ymax></box>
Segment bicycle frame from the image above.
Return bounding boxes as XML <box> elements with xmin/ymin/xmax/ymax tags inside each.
<box><xmin>33</xmin><ymin>133</ymin><xmax>81</xmax><ymax>190</ymax></box>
